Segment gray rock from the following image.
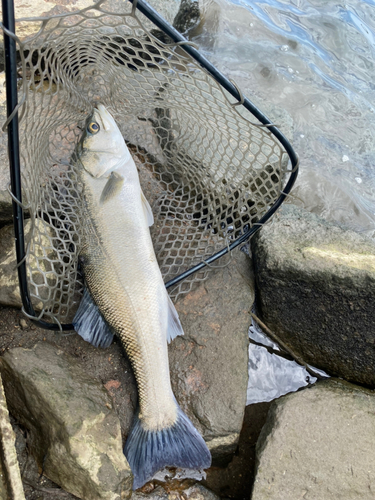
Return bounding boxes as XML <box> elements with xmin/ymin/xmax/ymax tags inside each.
<box><xmin>0</xmin><ymin>342</ymin><xmax>132</xmax><ymax>500</ymax></box>
<box><xmin>256</xmin><ymin>102</ymin><xmax>294</xmax><ymax>144</ymax></box>
<box><xmin>0</xmin><ymin>0</ymin><xmax>97</xmax><ymax>71</ymax></box>
<box><xmin>251</xmin><ymin>204</ymin><xmax>375</xmax><ymax>386</ymax></box>
<box><xmin>173</xmin><ymin>0</ymin><xmax>201</xmax><ymax>36</ymax></box>
<box><xmin>170</xmin><ymin>249</ymin><xmax>254</xmax><ymax>462</ymax></box>
<box><xmin>0</xmin><ymin>223</ymin><xmax>22</xmax><ymax>308</ymax></box>
<box><xmin>0</xmin><ymin>220</ymin><xmax>55</xmax><ymax>309</ymax></box>
<box><xmin>252</xmin><ymin>379</ymin><xmax>375</xmax><ymax>500</ymax></box>
<box><xmin>181</xmin><ymin>484</ymin><xmax>220</xmax><ymax>500</ymax></box>
<box><xmin>0</xmin><ymin>373</ymin><xmax>26</xmax><ymax>500</ymax></box>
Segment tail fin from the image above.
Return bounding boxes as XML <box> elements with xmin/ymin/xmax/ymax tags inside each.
<box><xmin>124</xmin><ymin>406</ymin><xmax>211</xmax><ymax>490</ymax></box>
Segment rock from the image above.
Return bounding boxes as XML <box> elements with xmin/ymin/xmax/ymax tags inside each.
<box><xmin>0</xmin><ymin>373</ymin><xmax>25</xmax><ymax>500</ymax></box>
<box><xmin>0</xmin><ymin>244</ymin><xmax>254</xmax><ymax>495</ymax></box>
<box><xmin>180</xmin><ymin>484</ymin><xmax>220</xmax><ymax>500</ymax></box>
<box><xmin>203</xmin><ymin>402</ymin><xmax>271</xmax><ymax>499</ymax></box>
<box><xmin>252</xmin><ymin>204</ymin><xmax>375</xmax><ymax>387</ymax></box>
<box><xmin>0</xmin><ymin>0</ymin><xmax>96</xmax><ymax>71</ymax></box>
<box><xmin>132</xmin><ymin>483</ymin><xmax>220</xmax><ymax>500</ymax></box>
<box><xmin>256</xmin><ymin>101</ymin><xmax>294</xmax><ymax>144</ymax></box>
<box><xmin>0</xmin><ymin>223</ymin><xmax>21</xmax><ymax>308</ymax></box>
<box><xmin>0</xmin><ymin>342</ymin><xmax>132</xmax><ymax>500</ymax></box>
<box><xmin>252</xmin><ymin>379</ymin><xmax>375</xmax><ymax>500</ymax></box>
<box><xmin>19</xmin><ymin>318</ymin><xmax>27</xmax><ymax>330</ymax></box>
<box><xmin>170</xmin><ymin>249</ymin><xmax>254</xmax><ymax>462</ymax></box>
<box><xmin>0</xmin><ymin>219</ymin><xmax>55</xmax><ymax>309</ymax></box>
<box><xmin>173</xmin><ymin>0</ymin><xmax>201</xmax><ymax>36</ymax></box>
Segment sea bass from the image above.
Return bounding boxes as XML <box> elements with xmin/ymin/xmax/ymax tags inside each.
<box><xmin>72</xmin><ymin>104</ymin><xmax>211</xmax><ymax>489</ymax></box>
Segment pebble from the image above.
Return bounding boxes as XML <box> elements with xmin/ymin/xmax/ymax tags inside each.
<box><xmin>19</xmin><ymin>319</ymin><xmax>28</xmax><ymax>330</ymax></box>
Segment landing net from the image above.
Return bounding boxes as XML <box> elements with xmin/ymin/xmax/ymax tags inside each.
<box><xmin>4</xmin><ymin>0</ymin><xmax>294</xmax><ymax>325</ymax></box>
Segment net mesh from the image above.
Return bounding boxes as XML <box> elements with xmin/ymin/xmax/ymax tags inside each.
<box><xmin>9</xmin><ymin>0</ymin><xmax>289</xmax><ymax>324</ymax></box>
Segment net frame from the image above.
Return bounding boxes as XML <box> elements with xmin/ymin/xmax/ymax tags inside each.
<box><xmin>1</xmin><ymin>0</ymin><xmax>299</xmax><ymax>331</ymax></box>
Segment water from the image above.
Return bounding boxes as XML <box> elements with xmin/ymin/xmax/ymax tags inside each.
<box><xmin>148</xmin><ymin>0</ymin><xmax>374</xmax><ymax>402</ymax></box>
<box><xmin>187</xmin><ymin>0</ymin><xmax>373</xmax><ymax>401</ymax></box>
<box><xmin>147</xmin><ymin>0</ymin><xmax>375</xmax><ymax>234</ymax></box>
<box><xmin>190</xmin><ymin>0</ymin><xmax>375</xmax><ymax>238</ymax></box>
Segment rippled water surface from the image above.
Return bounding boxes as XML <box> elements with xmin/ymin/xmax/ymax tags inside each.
<box><xmin>158</xmin><ymin>0</ymin><xmax>375</xmax><ymax>236</ymax></box>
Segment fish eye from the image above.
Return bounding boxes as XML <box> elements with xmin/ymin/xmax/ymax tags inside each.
<box><xmin>87</xmin><ymin>122</ymin><xmax>100</xmax><ymax>134</ymax></box>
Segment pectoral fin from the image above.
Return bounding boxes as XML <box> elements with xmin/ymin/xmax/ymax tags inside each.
<box><xmin>141</xmin><ymin>189</ymin><xmax>154</xmax><ymax>226</ymax></box>
<box><xmin>100</xmin><ymin>171</ymin><xmax>124</xmax><ymax>204</ymax></box>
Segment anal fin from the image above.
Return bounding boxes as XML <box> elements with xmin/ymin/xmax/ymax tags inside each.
<box><xmin>73</xmin><ymin>287</ymin><xmax>114</xmax><ymax>348</ymax></box>
<box><xmin>141</xmin><ymin>188</ymin><xmax>154</xmax><ymax>226</ymax></box>
<box><xmin>167</xmin><ymin>293</ymin><xmax>184</xmax><ymax>343</ymax></box>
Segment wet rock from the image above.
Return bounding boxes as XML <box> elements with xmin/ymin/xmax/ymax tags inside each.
<box><xmin>252</xmin><ymin>380</ymin><xmax>375</xmax><ymax>499</ymax></box>
<box><xmin>173</xmin><ymin>0</ymin><xmax>201</xmax><ymax>36</ymax></box>
<box><xmin>0</xmin><ymin>342</ymin><xmax>132</xmax><ymax>500</ymax></box>
<box><xmin>170</xmin><ymin>249</ymin><xmax>254</xmax><ymax>462</ymax></box>
<box><xmin>257</xmin><ymin>101</ymin><xmax>294</xmax><ymax>143</ymax></box>
<box><xmin>252</xmin><ymin>204</ymin><xmax>375</xmax><ymax>386</ymax></box>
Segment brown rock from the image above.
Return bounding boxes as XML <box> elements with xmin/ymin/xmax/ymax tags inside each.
<box><xmin>0</xmin><ymin>342</ymin><xmax>132</xmax><ymax>500</ymax></box>
<box><xmin>170</xmin><ymin>249</ymin><xmax>254</xmax><ymax>461</ymax></box>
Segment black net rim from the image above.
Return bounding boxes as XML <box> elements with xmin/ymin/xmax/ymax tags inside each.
<box><xmin>2</xmin><ymin>0</ymin><xmax>299</xmax><ymax>331</ymax></box>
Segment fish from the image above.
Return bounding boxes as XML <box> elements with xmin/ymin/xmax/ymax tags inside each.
<box><xmin>72</xmin><ymin>104</ymin><xmax>211</xmax><ymax>489</ymax></box>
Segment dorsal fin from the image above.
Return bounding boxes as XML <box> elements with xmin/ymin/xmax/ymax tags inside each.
<box><xmin>141</xmin><ymin>189</ymin><xmax>154</xmax><ymax>226</ymax></box>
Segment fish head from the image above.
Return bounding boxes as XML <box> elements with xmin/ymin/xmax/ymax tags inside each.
<box><xmin>76</xmin><ymin>104</ymin><xmax>131</xmax><ymax>178</ymax></box>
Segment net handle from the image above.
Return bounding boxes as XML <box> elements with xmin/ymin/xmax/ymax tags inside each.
<box><xmin>2</xmin><ymin>0</ymin><xmax>299</xmax><ymax>331</ymax></box>
<box><xmin>1</xmin><ymin>0</ymin><xmax>73</xmax><ymax>331</ymax></box>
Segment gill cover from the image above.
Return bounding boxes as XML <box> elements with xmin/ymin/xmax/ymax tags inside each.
<box><xmin>78</xmin><ymin>104</ymin><xmax>130</xmax><ymax>178</ymax></box>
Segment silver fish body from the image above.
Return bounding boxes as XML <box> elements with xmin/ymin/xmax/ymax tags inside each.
<box><xmin>73</xmin><ymin>105</ymin><xmax>211</xmax><ymax>488</ymax></box>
